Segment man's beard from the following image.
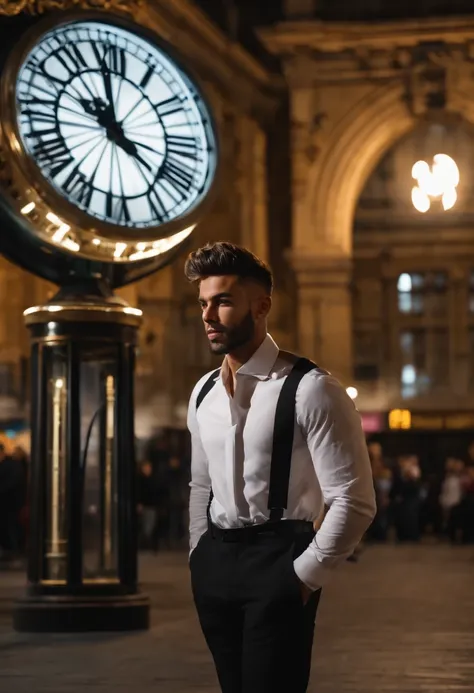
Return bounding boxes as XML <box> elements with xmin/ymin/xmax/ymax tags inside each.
<box><xmin>208</xmin><ymin>310</ymin><xmax>255</xmax><ymax>355</ymax></box>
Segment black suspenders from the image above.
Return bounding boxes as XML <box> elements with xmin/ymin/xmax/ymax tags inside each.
<box><xmin>195</xmin><ymin>368</ymin><xmax>220</xmax><ymax>410</ymax></box>
<box><xmin>268</xmin><ymin>357</ymin><xmax>315</xmax><ymax>521</ymax></box>
<box><xmin>195</xmin><ymin>368</ymin><xmax>220</xmax><ymax>517</ymax></box>
<box><xmin>194</xmin><ymin>356</ymin><xmax>317</xmax><ymax>523</ymax></box>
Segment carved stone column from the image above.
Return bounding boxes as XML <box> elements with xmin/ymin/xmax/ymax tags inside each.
<box><xmin>289</xmin><ymin>87</ymin><xmax>327</xmax><ymax>251</ymax></box>
<box><xmin>290</xmin><ymin>253</ymin><xmax>353</xmax><ymax>384</ymax></box>
<box><xmin>236</xmin><ymin>116</ymin><xmax>269</xmax><ymax>262</ymax></box>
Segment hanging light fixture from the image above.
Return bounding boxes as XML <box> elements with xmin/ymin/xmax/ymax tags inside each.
<box><xmin>411</xmin><ymin>154</ymin><xmax>459</xmax><ymax>213</ymax></box>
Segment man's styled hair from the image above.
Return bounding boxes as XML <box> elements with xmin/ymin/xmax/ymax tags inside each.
<box><xmin>184</xmin><ymin>242</ymin><xmax>273</xmax><ymax>294</ymax></box>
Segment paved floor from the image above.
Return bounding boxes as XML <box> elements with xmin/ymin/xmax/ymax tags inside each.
<box><xmin>0</xmin><ymin>544</ymin><xmax>473</xmax><ymax>692</ymax></box>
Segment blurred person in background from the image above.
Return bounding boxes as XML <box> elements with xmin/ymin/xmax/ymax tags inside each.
<box><xmin>439</xmin><ymin>458</ymin><xmax>464</xmax><ymax>543</ymax></box>
<box><xmin>12</xmin><ymin>445</ymin><xmax>29</xmax><ymax>553</ymax></box>
<box><xmin>460</xmin><ymin>465</ymin><xmax>474</xmax><ymax>544</ymax></box>
<box><xmin>366</xmin><ymin>442</ymin><xmax>392</xmax><ymax>542</ymax></box>
<box><xmin>167</xmin><ymin>452</ymin><xmax>188</xmax><ymax>548</ymax></box>
<box><xmin>390</xmin><ymin>455</ymin><xmax>422</xmax><ymax>542</ymax></box>
<box><xmin>137</xmin><ymin>460</ymin><xmax>166</xmax><ymax>552</ymax></box>
<box><xmin>419</xmin><ymin>467</ymin><xmax>443</xmax><ymax>540</ymax></box>
<box><xmin>0</xmin><ymin>443</ymin><xmax>26</xmax><ymax>564</ymax></box>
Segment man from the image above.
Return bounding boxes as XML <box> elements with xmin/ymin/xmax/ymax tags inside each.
<box><xmin>185</xmin><ymin>242</ymin><xmax>376</xmax><ymax>693</ymax></box>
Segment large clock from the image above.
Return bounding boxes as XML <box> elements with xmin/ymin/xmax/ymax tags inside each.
<box><xmin>0</xmin><ymin>12</ymin><xmax>218</xmax><ymax>286</ymax></box>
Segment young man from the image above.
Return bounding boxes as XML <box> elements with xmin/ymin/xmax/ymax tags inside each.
<box><xmin>185</xmin><ymin>242</ymin><xmax>376</xmax><ymax>693</ymax></box>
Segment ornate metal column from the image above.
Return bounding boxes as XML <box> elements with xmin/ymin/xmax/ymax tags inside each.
<box><xmin>14</xmin><ymin>289</ymin><xmax>148</xmax><ymax>631</ymax></box>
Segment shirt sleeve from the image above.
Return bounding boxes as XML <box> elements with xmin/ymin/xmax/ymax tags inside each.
<box><xmin>293</xmin><ymin>371</ymin><xmax>376</xmax><ymax>591</ymax></box>
<box><xmin>187</xmin><ymin>381</ymin><xmax>212</xmax><ymax>554</ymax></box>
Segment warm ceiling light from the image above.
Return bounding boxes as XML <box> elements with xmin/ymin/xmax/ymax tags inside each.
<box><xmin>412</xmin><ymin>154</ymin><xmax>459</xmax><ymax>213</ymax></box>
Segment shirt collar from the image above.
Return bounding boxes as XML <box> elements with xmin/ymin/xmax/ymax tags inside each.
<box><xmin>221</xmin><ymin>334</ymin><xmax>279</xmax><ymax>382</ymax></box>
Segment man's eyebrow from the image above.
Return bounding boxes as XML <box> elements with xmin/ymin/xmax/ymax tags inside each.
<box><xmin>198</xmin><ymin>292</ymin><xmax>234</xmax><ymax>302</ymax></box>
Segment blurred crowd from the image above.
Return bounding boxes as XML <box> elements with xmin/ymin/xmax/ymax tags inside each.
<box><xmin>3</xmin><ymin>429</ymin><xmax>474</xmax><ymax>568</ymax></box>
<box><xmin>136</xmin><ymin>432</ymin><xmax>190</xmax><ymax>552</ymax></box>
<box><xmin>367</xmin><ymin>441</ymin><xmax>474</xmax><ymax>544</ymax></box>
<box><xmin>0</xmin><ymin>441</ymin><xmax>29</xmax><ymax>566</ymax></box>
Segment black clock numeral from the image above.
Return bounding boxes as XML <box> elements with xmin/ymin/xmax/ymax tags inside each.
<box><xmin>155</xmin><ymin>95</ymin><xmax>185</xmax><ymax>117</ymax></box>
<box><xmin>166</xmin><ymin>135</ymin><xmax>199</xmax><ymax>161</ymax></box>
<box><xmin>105</xmin><ymin>45</ymin><xmax>127</xmax><ymax>77</ymax></box>
<box><xmin>91</xmin><ymin>40</ymin><xmax>106</xmax><ymax>69</ymax></box>
<box><xmin>62</xmin><ymin>166</ymin><xmax>93</xmax><ymax>208</ymax></box>
<box><xmin>140</xmin><ymin>63</ymin><xmax>155</xmax><ymax>89</ymax></box>
<box><xmin>117</xmin><ymin>197</ymin><xmax>131</xmax><ymax>224</ymax></box>
<box><xmin>36</xmin><ymin>62</ymin><xmax>67</xmax><ymax>87</ymax></box>
<box><xmin>147</xmin><ymin>187</ymin><xmax>167</xmax><ymax>223</ymax></box>
<box><xmin>31</xmin><ymin>133</ymin><xmax>72</xmax><ymax>173</ymax></box>
<box><xmin>55</xmin><ymin>44</ymin><xmax>88</xmax><ymax>75</ymax></box>
<box><xmin>21</xmin><ymin>105</ymin><xmax>56</xmax><ymax>124</ymax></box>
<box><xmin>20</xmin><ymin>82</ymin><xmax>60</xmax><ymax>105</ymax></box>
<box><xmin>106</xmin><ymin>191</ymin><xmax>113</xmax><ymax>219</ymax></box>
<box><xmin>160</xmin><ymin>157</ymin><xmax>196</xmax><ymax>198</ymax></box>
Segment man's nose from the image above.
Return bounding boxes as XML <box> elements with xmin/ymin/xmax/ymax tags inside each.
<box><xmin>202</xmin><ymin>305</ymin><xmax>218</xmax><ymax>323</ymax></box>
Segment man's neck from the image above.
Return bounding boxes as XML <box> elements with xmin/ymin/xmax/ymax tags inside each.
<box><xmin>226</xmin><ymin>334</ymin><xmax>266</xmax><ymax>378</ymax></box>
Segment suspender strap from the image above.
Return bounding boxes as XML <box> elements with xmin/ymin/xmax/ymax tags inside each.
<box><xmin>196</xmin><ymin>369</ymin><xmax>220</xmax><ymax>410</ymax></box>
<box><xmin>196</xmin><ymin>369</ymin><xmax>219</xmax><ymax>524</ymax></box>
<box><xmin>268</xmin><ymin>357</ymin><xmax>316</xmax><ymax>522</ymax></box>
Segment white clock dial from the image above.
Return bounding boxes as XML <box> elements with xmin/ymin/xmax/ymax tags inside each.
<box><xmin>15</xmin><ymin>19</ymin><xmax>216</xmax><ymax>229</ymax></box>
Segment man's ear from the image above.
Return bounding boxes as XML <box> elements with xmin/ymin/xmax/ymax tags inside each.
<box><xmin>255</xmin><ymin>294</ymin><xmax>272</xmax><ymax>321</ymax></box>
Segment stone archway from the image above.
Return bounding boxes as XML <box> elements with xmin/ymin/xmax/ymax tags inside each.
<box><xmin>292</xmin><ymin>84</ymin><xmax>416</xmax><ymax>382</ymax></box>
<box><xmin>261</xmin><ymin>18</ymin><xmax>474</xmax><ymax>381</ymax></box>
<box><xmin>307</xmin><ymin>83</ymin><xmax>414</xmax><ymax>255</ymax></box>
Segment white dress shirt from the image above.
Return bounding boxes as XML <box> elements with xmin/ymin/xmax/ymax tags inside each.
<box><xmin>188</xmin><ymin>334</ymin><xmax>376</xmax><ymax>591</ymax></box>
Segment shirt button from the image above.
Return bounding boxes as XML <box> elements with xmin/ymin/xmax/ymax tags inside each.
<box><xmin>271</xmin><ymin>372</ymin><xmax>278</xmax><ymax>380</ymax></box>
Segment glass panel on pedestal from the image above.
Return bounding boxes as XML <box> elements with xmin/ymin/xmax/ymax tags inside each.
<box><xmin>81</xmin><ymin>348</ymin><xmax>119</xmax><ymax>583</ymax></box>
<box><xmin>43</xmin><ymin>348</ymin><xmax>68</xmax><ymax>584</ymax></box>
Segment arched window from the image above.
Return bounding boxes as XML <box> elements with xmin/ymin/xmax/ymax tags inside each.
<box><xmin>397</xmin><ymin>272</ymin><xmax>424</xmax><ymax>314</ymax></box>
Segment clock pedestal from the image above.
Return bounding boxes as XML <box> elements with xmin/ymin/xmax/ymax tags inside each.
<box><xmin>13</xmin><ymin>287</ymin><xmax>150</xmax><ymax>632</ymax></box>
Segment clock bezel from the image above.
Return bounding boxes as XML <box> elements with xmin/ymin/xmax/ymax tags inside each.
<box><xmin>0</xmin><ymin>10</ymin><xmax>220</xmax><ymax>253</ymax></box>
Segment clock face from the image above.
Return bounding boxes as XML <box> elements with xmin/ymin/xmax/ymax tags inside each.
<box><xmin>14</xmin><ymin>19</ymin><xmax>217</xmax><ymax>229</ymax></box>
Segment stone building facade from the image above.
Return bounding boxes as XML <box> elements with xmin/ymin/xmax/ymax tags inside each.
<box><xmin>261</xmin><ymin>4</ymin><xmax>474</xmax><ymax>428</ymax></box>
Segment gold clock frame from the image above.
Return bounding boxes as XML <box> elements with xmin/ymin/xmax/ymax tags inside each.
<box><xmin>0</xmin><ymin>9</ymin><xmax>219</xmax><ymax>263</ymax></box>
<box><xmin>0</xmin><ymin>1</ymin><xmax>143</xmax><ymax>19</ymax></box>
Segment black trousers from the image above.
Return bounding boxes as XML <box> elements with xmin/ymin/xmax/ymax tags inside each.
<box><xmin>190</xmin><ymin>522</ymin><xmax>321</xmax><ymax>693</ymax></box>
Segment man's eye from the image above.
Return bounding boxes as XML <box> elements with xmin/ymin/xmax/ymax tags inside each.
<box><xmin>219</xmin><ymin>300</ymin><xmax>231</xmax><ymax>306</ymax></box>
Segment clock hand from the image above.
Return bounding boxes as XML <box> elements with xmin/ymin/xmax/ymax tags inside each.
<box><xmin>101</xmin><ymin>68</ymin><xmax>117</xmax><ymax>121</ymax></box>
<box><xmin>79</xmin><ymin>98</ymin><xmax>114</xmax><ymax>128</ymax></box>
<box><xmin>114</xmin><ymin>134</ymin><xmax>153</xmax><ymax>172</ymax></box>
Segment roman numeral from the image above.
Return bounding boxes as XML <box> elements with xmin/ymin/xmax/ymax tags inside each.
<box><xmin>155</xmin><ymin>95</ymin><xmax>184</xmax><ymax>117</ymax></box>
<box><xmin>105</xmin><ymin>45</ymin><xmax>127</xmax><ymax>77</ymax></box>
<box><xmin>91</xmin><ymin>40</ymin><xmax>106</xmax><ymax>69</ymax></box>
<box><xmin>19</xmin><ymin>81</ymin><xmax>60</xmax><ymax>104</ymax></box>
<box><xmin>35</xmin><ymin>60</ymin><xmax>68</xmax><ymax>87</ymax></box>
<box><xmin>55</xmin><ymin>44</ymin><xmax>88</xmax><ymax>75</ymax></box>
<box><xmin>160</xmin><ymin>157</ymin><xmax>195</xmax><ymax>198</ymax></box>
<box><xmin>62</xmin><ymin>167</ymin><xmax>93</xmax><ymax>208</ymax></box>
<box><xmin>116</xmin><ymin>197</ymin><xmax>131</xmax><ymax>224</ymax></box>
<box><xmin>166</xmin><ymin>135</ymin><xmax>199</xmax><ymax>161</ymax></box>
<box><xmin>20</xmin><ymin>107</ymin><xmax>56</xmax><ymax>124</ymax></box>
<box><xmin>19</xmin><ymin>96</ymin><xmax>56</xmax><ymax>129</ymax></box>
<box><xmin>30</xmin><ymin>132</ymin><xmax>72</xmax><ymax>173</ymax></box>
<box><xmin>140</xmin><ymin>63</ymin><xmax>155</xmax><ymax>89</ymax></box>
<box><xmin>147</xmin><ymin>187</ymin><xmax>167</xmax><ymax>223</ymax></box>
<box><xmin>106</xmin><ymin>191</ymin><xmax>113</xmax><ymax>218</ymax></box>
